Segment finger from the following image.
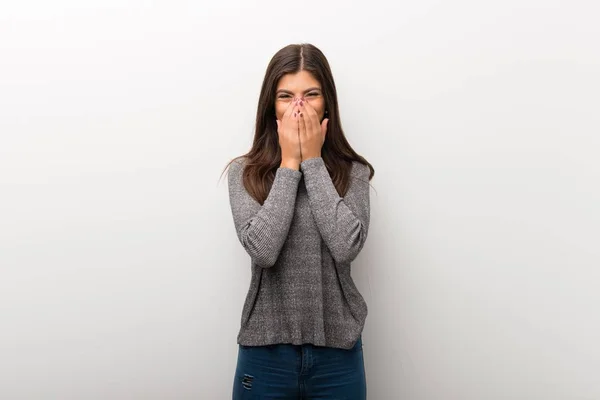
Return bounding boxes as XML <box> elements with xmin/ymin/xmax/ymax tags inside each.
<box><xmin>301</xmin><ymin>100</ymin><xmax>320</xmax><ymax>134</ymax></box>
<box><xmin>282</xmin><ymin>98</ymin><xmax>296</xmax><ymax>120</ymax></box>
<box><xmin>292</xmin><ymin>107</ymin><xmax>300</xmax><ymax>133</ymax></box>
<box><xmin>285</xmin><ymin>97</ymin><xmax>304</xmax><ymax>121</ymax></box>
<box><xmin>289</xmin><ymin>99</ymin><xmax>305</xmax><ymax>123</ymax></box>
<box><xmin>302</xmin><ymin>99</ymin><xmax>318</xmax><ymax>118</ymax></box>
<box><xmin>299</xmin><ymin>108</ymin><xmax>307</xmax><ymax>141</ymax></box>
<box><xmin>284</xmin><ymin>105</ymin><xmax>301</xmax><ymax>138</ymax></box>
<box><xmin>299</xmin><ymin>108</ymin><xmax>312</xmax><ymax>139</ymax></box>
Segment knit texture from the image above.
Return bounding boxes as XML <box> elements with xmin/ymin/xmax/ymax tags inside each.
<box><xmin>227</xmin><ymin>156</ymin><xmax>370</xmax><ymax>350</ymax></box>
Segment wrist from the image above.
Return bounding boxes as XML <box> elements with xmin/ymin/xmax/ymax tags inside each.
<box><xmin>280</xmin><ymin>159</ymin><xmax>300</xmax><ymax>170</ymax></box>
<box><xmin>301</xmin><ymin>154</ymin><xmax>321</xmax><ymax>162</ymax></box>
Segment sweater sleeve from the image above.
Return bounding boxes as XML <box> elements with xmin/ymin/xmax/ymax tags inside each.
<box><xmin>227</xmin><ymin>158</ymin><xmax>302</xmax><ymax>268</ymax></box>
<box><xmin>300</xmin><ymin>157</ymin><xmax>371</xmax><ymax>265</ymax></box>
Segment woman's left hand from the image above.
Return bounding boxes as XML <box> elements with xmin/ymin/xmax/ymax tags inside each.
<box><xmin>298</xmin><ymin>99</ymin><xmax>328</xmax><ymax>161</ymax></box>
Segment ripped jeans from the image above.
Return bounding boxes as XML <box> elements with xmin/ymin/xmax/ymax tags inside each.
<box><xmin>232</xmin><ymin>336</ymin><xmax>366</xmax><ymax>399</ymax></box>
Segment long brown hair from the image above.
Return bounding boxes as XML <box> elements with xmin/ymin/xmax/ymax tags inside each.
<box><xmin>221</xmin><ymin>43</ymin><xmax>374</xmax><ymax>205</ymax></box>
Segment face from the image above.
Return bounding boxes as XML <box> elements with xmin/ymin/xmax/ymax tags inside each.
<box><xmin>274</xmin><ymin>70</ymin><xmax>326</xmax><ymax>122</ymax></box>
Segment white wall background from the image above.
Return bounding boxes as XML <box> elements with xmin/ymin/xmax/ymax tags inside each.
<box><xmin>1</xmin><ymin>1</ymin><xmax>598</xmax><ymax>399</ymax></box>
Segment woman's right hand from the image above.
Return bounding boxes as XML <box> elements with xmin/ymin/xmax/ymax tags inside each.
<box><xmin>276</xmin><ymin>98</ymin><xmax>302</xmax><ymax>169</ymax></box>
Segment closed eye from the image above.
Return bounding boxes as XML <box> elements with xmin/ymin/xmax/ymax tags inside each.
<box><xmin>276</xmin><ymin>92</ymin><xmax>320</xmax><ymax>100</ymax></box>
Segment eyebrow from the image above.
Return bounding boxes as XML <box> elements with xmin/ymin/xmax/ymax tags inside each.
<box><xmin>276</xmin><ymin>87</ymin><xmax>322</xmax><ymax>95</ymax></box>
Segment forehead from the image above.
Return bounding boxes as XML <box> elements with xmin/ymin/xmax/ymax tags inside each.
<box><xmin>276</xmin><ymin>70</ymin><xmax>321</xmax><ymax>91</ymax></box>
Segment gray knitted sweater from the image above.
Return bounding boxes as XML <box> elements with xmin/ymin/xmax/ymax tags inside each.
<box><xmin>227</xmin><ymin>156</ymin><xmax>370</xmax><ymax>350</ymax></box>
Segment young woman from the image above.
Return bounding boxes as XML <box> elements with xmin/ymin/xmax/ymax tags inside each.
<box><xmin>224</xmin><ymin>43</ymin><xmax>374</xmax><ymax>399</ymax></box>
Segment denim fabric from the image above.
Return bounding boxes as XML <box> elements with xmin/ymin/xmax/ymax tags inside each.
<box><xmin>232</xmin><ymin>336</ymin><xmax>366</xmax><ymax>399</ymax></box>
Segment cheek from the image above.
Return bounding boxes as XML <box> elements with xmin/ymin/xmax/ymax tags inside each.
<box><xmin>275</xmin><ymin>101</ymin><xmax>290</xmax><ymax>120</ymax></box>
<box><xmin>307</xmin><ymin>98</ymin><xmax>325</xmax><ymax>118</ymax></box>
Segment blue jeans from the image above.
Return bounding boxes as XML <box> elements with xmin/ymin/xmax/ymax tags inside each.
<box><xmin>232</xmin><ymin>336</ymin><xmax>366</xmax><ymax>399</ymax></box>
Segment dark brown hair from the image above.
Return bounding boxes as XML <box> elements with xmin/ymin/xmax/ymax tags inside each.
<box><xmin>221</xmin><ymin>43</ymin><xmax>374</xmax><ymax>205</ymax></box>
